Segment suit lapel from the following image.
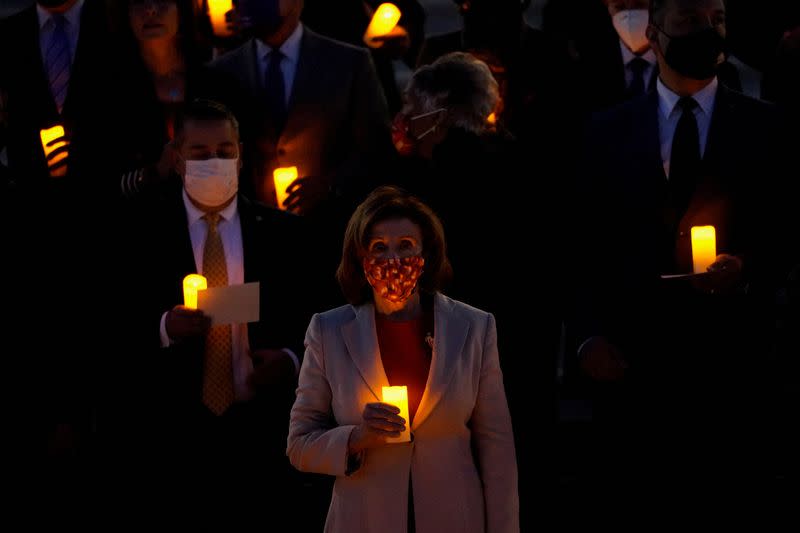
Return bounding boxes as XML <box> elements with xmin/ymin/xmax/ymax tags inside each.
<box><xmin>238</xmin><ymin>196</ymin><xmax>261</xmax><ymax>284</ymax></box>
<box><xmin>413</xmin><ymin>293</ymin><xmax>469</xmax><ymax>431</ymax></box>
<box><xmin>703</xmin><ymin>84</ymin><xmax>734</xmax><ymax>173</ymax></box>
<box><xmin>239</xmin><ymin>196</ymin><xmax>263</xmax><ymax>344</ymax></box>
<box><xmin>282</xmin><ymin>29</ymin><xmax>322</xmax><ymax>139</ymax></box>
<box><xmin>342</xmin><ymin>303</ymin><xmax>389</xmax><ymax>401</ymax></box>
<box><xmin>246</xmin><ymin>38</ymin><xmax>264</xmax><ymax>99</ymax></box>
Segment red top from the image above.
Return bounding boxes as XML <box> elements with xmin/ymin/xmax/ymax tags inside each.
<box><xmin>376</xmin><ymin>314</ymin><xmax>432</xmax><ymax>424</ymax></box>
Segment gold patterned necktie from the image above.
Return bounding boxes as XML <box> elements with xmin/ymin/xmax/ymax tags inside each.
<box><xmin>201</xmin><ymin>212</ymin><xmax>235</xmax><ymax>415</ymax></box>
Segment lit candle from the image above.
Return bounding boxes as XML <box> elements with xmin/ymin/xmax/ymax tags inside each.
<box><xmin>207</xmin><ymin>0</ymin><xmax>233</xmax><ymax>37</ymax></box>
<box><xmin>183</xmin><ymin>274</ymin><xmax>208</xmax><ymax>310</ymax></box>
<box><xmin>40</xmin><ymin>125</ymin><xmax>68</xmax><ymax>175</ymax></box>
<box><xmin>273</xmin><ymin>166</ymin><xmax>298</xmax><ymax>211</ymax></box>
<box><xmin>364</xmin><ymin>3</ymin><xmax>402</xmax><ymax>43</ymax></box>
<box><xmin>691</xmin><ymin>225</ymin><xmax>716</xmax><ymax>274</ymax></box>
<box><xmin>381</xmin><ymin>386</ymin><xmax>411</xmax><ymax>443</ymax></box>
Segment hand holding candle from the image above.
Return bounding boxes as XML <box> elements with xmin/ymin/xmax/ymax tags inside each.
<box><xmin>381</xmin><ymin>386</ymin><xmax>411</xmax><ymax>443</ymax></box>
<box><xmin>348</xmin><ymin>401</ymin><xmax>408</xmax><ymax>454</ymax></box>
<box><xmin>40</xmin><ymin>125</ymin><xmax>69</xmax><ymax>178</ymax></box>
<box><xmin>273</xmin><ymin>166</ymin><xmax>298</xmax><ymax>211</ymax></box>
<box><xmin>363</xmin><ymin>3</ymin><xmax>402</xmax><ymax>47</ymax></box>
<box><xmin>691</xmin><ymin>225</ymin><xmax>716</xmax><ymax>274</ymax></box>
<box><xmin>183</xmin><ymin>274</ymin><xmax>207</xmax><ymax>309</ymax></box>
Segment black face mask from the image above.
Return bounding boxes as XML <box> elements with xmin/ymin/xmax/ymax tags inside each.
<box><xmin>658</xmin><ymin>26</ymin><xmax>726</xmax><ymax>80</ymax></box>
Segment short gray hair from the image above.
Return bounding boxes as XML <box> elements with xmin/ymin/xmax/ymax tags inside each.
<box><xmin>405</xmin><ymin>52</ymin><xmax>499</xmax><ymax>135</ymax></box>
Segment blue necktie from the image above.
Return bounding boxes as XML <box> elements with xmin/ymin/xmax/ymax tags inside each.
<box><xmin>265</xmin><ymin>49</ymin><xmax>287</xmax><ymax>135</ymax></box>
<box><xmin>628</xmin><ymin>57</ymin><xmax>649</xmax><ymax>98</ymax></box>
<box><xmin>45</xmin><ymin>14</ymin><xmax>71</xmax><ymax>113</ymax></box>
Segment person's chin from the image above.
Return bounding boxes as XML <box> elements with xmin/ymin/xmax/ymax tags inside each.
<box><xmin>140</xmin><ymin>28</ymin><xmax>168</xmax><ymax>40</ymax></box>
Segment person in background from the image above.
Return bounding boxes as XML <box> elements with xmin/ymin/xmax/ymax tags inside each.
<box><xmin>574</xmin><ymin>0</ymin><xmax>791</xmax><ymax>502</ymax></box>
<box><xmin>119</xmin><ymin>99</ymin><xmax>322</xmax><ymax>519</ymax></box>
<box><xmin>420</xmin><ymin>0</ymin><xmax>576</xmax><ymax>146</ymax></box>
<box><xmin>208</xmin><ymin>0</ymin><xmax>394</xmax><ymax>217</ymax></box>
<box><xmin>300</xmin><ymin>0</ymin><xmax>425</xmax><ymax>113</ymax></box>
<box><xmin>288</xmin><ymin>186</ymin><xmax>519</xmax><ymax>533</ymax></box>
<box><xmin>110</xmin><ymin>0</ymin><xmax>239</xmax><ymax>199</ymax></box>
<box><xmin>0</xmin><ymin>0</ymin><xmax>117</xmax><ymax>468</ymax></box>
<box><xmin>543</xmin><ymin>0</ymin><xmax>749</xmax><ymax>111</ymax></box>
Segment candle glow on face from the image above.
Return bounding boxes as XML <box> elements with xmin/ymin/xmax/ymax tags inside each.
<box><xmin>183</xmin><ymin>274</ymin><xmax>208</xmax><ymax>309</ymax></box>
<box><xmin>381</xmin><ymin>385</ymin><xmax>411</xmax><ymax>443</ymax></box>
<box><xmin>691</xmin><ymin>225</ymin><xmax>717</xmax><ymax>274</ymax></box>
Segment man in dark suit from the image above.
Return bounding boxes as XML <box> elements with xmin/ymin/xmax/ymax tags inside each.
<box><xmin>120</xmin><ymin>99</ymin><xmax>323</xmax><ymax>517</ymax></box>
<box><xmin>579</xmin><ymin>0</ymin><xmax>660</xmax><ymax>110</ymax></box>
<box><xmin>208</xmin><ymin>0</ymin><xmax>394</xmax><ymax>218</ymax></box>
<box><xmin>575</xmin><ymin>0</ymin><xmax>789</xmax><ymax>497</ymax></box>
<box><xmin>1</xmin><ymin>0</ymin><xmax>117</xmax><ymax>465</ymax></box>
<box><xmin>0</xmin><ymin>0</ymin><xmax>114</xmax><ymax>196</ymax></box>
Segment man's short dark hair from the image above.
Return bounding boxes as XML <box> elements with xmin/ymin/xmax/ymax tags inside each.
<box><xmin>175</xmin><ymin>99</ymin><xmax>240</xmax><ymax>143</ymax></box>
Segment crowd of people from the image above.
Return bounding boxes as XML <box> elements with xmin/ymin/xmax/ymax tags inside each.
<box><xmin>1</xmin><ymin>0</ymin><xmax>798</xmax><ymax>530</ymax></box>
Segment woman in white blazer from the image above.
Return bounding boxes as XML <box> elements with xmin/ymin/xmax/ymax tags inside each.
<box><xmin>288</xmin><ymin>186</ymin><xmax>519</xmax><ymax>533</ymax></box>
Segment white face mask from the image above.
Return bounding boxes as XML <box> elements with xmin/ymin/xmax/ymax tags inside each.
<box><xmin>183</xmin><ymin>158</ymin><xmax>239</xmax><ymax>207</ymax></box>
<box><xmin>612</xmin><ymin>9</ymin><xmax>650</xmax><ymax>54</ymax></box>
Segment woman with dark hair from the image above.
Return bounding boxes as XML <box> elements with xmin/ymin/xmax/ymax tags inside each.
<box><xmin>111</xmin><ymin>0</ymin><xmax>232</xmax><ymax>197</ymax></box>
<box><xmin>287</xmin><ymin>186</ymin><xmax>519</xmax><ymax>533</ymax></box>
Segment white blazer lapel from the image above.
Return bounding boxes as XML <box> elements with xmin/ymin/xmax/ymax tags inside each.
<box><xmin>413</xmin><ymin>293</ymin><xmax>470</xmax><ymax>431</ymax></box>
<box><xmin>341</xmin><ymin>303</ymin><xmax>389</xmax><ymax>402</ymax></box>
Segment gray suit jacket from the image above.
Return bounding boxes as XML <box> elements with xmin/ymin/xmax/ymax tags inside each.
<box><xmin>210</xmin><ymin>26</ymin><xmax>394</xmax><ymax>210</ymax></box>
<box><xmin>288</xmin><ymin>293</ymin><xmax>519</xmax><ymax>533</ymax></box>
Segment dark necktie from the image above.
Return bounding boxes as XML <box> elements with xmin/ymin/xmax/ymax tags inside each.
<box><xmin>45</xmin><ymin>14</ymin><xmax>71</xmax><ymax>113</ymax></box>
<box><xmin>628</xmin><ymin>57</ymin><xmax>649</xmax><ymax>98</ymax></box>
<box><xmin>669</xmin><ymin>96</ymin><xmax>701</xmax><ymax>213</ymax></box>
<box><xmin>265</xmin><ymin>49</ymin><xmax>287</xmax><ymax>136</ymax></box>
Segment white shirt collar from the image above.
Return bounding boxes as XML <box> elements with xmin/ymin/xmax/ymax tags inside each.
<box><xmin>255</xmin><ymin>23</ymin><xmax>304</xmax><ymax>65</ymax></box>
<box><xmin>182</xmin><ymin>189</ymin><xmax>239</xmax><ymax>227</ymax></box>
<box><xmin>37</xmin><ymin>0</ymin><xmax>84</xmax><ymax>30</ymax></box>
<box><xmin>656</xmin><ymin>76</ymin><xmax>718</xmax><ymax>119</ymax></box>
<box><xmin>619</xmin><ymin>40</ymin><xmax>657</xmax><ymax>67</ymax></box>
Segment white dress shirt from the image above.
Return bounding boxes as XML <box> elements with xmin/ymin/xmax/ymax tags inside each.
<box><xmin>159</xmin><ymin>192</ymin><xmax>298</xmax><ymax>402</ymax></box>
<box><xmin>619</xmin><ymin>40</ymin><xmax>657</xmax><ymax>90</ymax></box>
<box><xmin>657</xmin><ymin>76</ymin><xmax>718</xmax><ymax>179</ymax></box>
<box><xmin>255</xmin><ymin>23</ymin><xmax>304</xmax><ymax>107</ymax></box>
<box><xmin>37</xmin><ymin>0</ymin><xmax>84</xmax><ymax>67</ymax></box>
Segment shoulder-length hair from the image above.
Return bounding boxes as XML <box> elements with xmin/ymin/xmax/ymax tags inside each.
<box><xmin>109</xmin><ymin>0</ymin><xmax>211</xmax><ymax>67</ymax></box>
<box><xmin>337</xmin><ymin>186</ymin><xmax>453</xmax><ymax>306</ymax></box>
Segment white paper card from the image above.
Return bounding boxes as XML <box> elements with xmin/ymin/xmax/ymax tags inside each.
<box><xmin>197</xmin><ymin>282</ymin><xmax>260</xmax><ymax>326</ymax></box>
